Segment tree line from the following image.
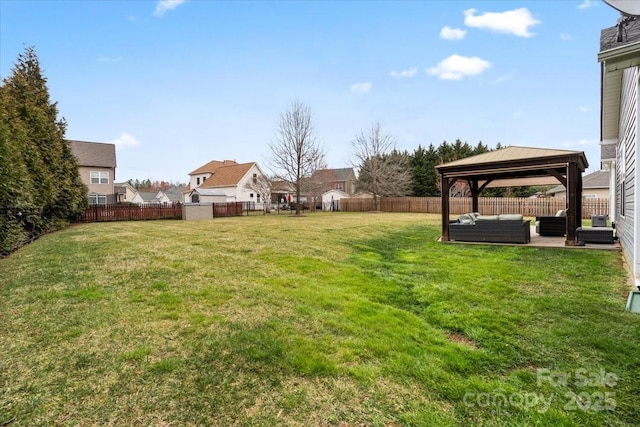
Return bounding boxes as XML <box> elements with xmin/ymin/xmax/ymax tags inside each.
<box><xmin>126</xmin><ymin>179</ymin><xmax>186</xmax><ymax>192</ymax></box>
<box><xmin>0</xmin><ymin>47</ymin><xmax>88</xmax><ymax>255</ymax></box>
<box><xmin>267</xmin><ymin>102</ymin><xmax>540</xmax><ymax>213</ymax></box>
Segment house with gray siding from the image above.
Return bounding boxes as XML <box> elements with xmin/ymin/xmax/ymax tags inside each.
<box><xmin>69</xmin><ymin>140</ymin><xmax>117</xmax><ymax>205</ymax></box>
<box><xmin>599</xmin><ymin>16</ymin><xmax>640</xmax><ymax>282</ymax></box>
<box><xmin>547</xmin><ymin>170</ymin><xmax>610</xmax><ymax>199</ymax></box>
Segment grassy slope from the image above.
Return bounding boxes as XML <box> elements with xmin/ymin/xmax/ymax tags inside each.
<box><xmin>0</xmin><ymin>213</ymin><xmax>638</xmax><ymax>426</ymax></box>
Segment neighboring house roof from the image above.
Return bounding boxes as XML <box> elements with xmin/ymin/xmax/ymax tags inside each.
<box><xmin>189</xmin><ymin>159</ymin><xmax>238</xmax><ymax>175</ymax></box>
<box><xmin>271</xmin><ymin>180</ymin><xmax>294</xmax><ymax>192</ymax></box>
<box><xmin>114</xmin><ymin>182</ymin><xmax>136</xmax><ymax>193</ymax></box>
<box><xmin>138</xmin><ymin>192</ymin><xmax>158</xmax><ymax>202</ymax></box>
<box><xmin>164</xmin><ymin>185</ymin><xmax>186</xmax><ymax>202</ymax></box>
<box><xmin>332</xmin><ymin>167</ymin><xmax>356</xmax><ymax>181</ymax></box>
<box><xmin>547</xmin><ymin>170</ymin><xmax>610</xmax><ymax>195</ymax></box>
<box><xmin>199</xmin><ymin>162</ymin><xmax>255</xmax><ymax>188</ymax></box>
<box><xmin>138</xmin><ymin>192</ymin><xmax>169</xmax><ymax>203</ymax></box>
<box><xmin>69</xmin><ymin>140</ymin><xmax>116</xmax><ymax>168</ymax></box>
<box><xmin>311</xmin><ymin>167</ymin><xmax>355</xmax><ymax>182</ymax></box>
<box><xmin>191</xmin><ymin>188</ymin><xmax>227</xmax><ymax>196</ymax></box>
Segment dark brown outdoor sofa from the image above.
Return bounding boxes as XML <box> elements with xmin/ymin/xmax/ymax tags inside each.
<box><xmin>536</xmin><ymin>216</ymin><xmax>566</xmax><ymax>236</ymax></box>
<box><xmin>449</xmin><ymin>214</ymin><xmax>531</xmax><ymax>244</ymax></box>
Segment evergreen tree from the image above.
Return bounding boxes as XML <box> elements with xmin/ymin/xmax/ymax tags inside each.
<box><xmin>0</xmin><ymin>46</ymin><xmax>87</xmax><ymax>254</ymax></box>
<box><xmin>410</xmin><ymin>144</ymin><xmax>440</xmax><ymax>196</ymax></box>
<box><xmin>0</xmin><ymin>86</ymin><xmax>32</xmax><ymax>209</ymax></box>
<box><xmin>4</xmin><ymin>47</ymin><xmax>87</xmax><ymax>220</ymax></box>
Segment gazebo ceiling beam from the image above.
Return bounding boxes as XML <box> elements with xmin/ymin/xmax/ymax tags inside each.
<box><xmin>545</xmin><ymin>169</ymin><xmax>567</xmax><ymax>187</ymax></box>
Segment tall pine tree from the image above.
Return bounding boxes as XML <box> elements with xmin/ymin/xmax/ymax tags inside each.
<box><xmin>0</xmin><ymin>46</ymin><xmax>87</xmax><ymax>254</ymax></box>
<box><xmin>2</xmin><ymin>46</ymin><xmax>87</xmax><ymax>220</ymax></box>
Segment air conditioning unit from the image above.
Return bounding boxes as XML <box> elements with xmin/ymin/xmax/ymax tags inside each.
<box><xmin>591</xmin><ymin>215</ymin><xmax>607</xmax><ymax>227</ymax></box>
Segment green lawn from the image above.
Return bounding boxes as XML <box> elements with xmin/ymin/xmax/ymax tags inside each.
<box><xmin>0</xmin><ymin>213</ymin><xmax>638</xmax><ymax>426</ymax></box>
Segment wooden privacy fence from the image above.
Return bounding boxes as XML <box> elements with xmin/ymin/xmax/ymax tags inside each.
<box><xmin>181</xmin><ymin>202</ymin><xmax>245</xmax><ymax>220</ymax></box>
<box><xmin>340</xmin><ymin>197</ymin><xmax>610</xmax><ymax>219</ymax></box>
<box><xmin>74</xmin><ymin>203</ymin><xmax>183</xmax><ymax>223</ymax></box>
<box><xmin>213</xmin><ymin>202</ymin><xmax>244</xmax><ymax>217</ymax></box>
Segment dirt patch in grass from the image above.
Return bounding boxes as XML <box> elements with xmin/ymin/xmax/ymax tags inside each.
<box><xmin>447</xmin><ymin>332</ymin><xmax>478</xmax><ymax>350</ymax></box>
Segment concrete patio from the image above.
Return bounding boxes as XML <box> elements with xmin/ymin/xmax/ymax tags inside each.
<box><xmin>442</xmin><ymin>226</ymin><xmax>621</xmax><ymax>251</ymax></box>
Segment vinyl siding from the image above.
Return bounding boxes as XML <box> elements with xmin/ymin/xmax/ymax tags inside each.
<box><xmin>616</xmin><ymin>67</ymin><xmax>639</xmax><ymax>272</ymax></box>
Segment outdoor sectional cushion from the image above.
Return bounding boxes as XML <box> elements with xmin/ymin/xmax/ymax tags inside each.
<box><xmin>457</xmin><ymin>214</ymin><xmax>475</xmax><ymax>224</ymax></box>
<box><xmin>498</xmin><ymin>214</ymin><xmax>523</xmax><ymax>221</ymax></box>
<box><xmin>476</xmin><ymin>215</ymin><xmax>499</xmax><ymax>221</ymax></box>
<box><xmin>449</xmin><ymin>218</ymin><xmax>531</xmax><ymax>244</ymax></box>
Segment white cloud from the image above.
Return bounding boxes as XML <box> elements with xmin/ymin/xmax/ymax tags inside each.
<box><xmin>463</xmin><ymin>8</ymin><xmax>540</xmax><ymax>38</ymax></box>
<box><xmin>491</xmin><ymin>72</ymin><xmax>514</xmax><ymax>84</ymax></box>
<box><xmin>578</xmin><ymin>0</ymin><xmax>598</xmax><ymax>10</ymax></box>
<box><xmin>579</xmin><ymin>106</ymin><xmax>588</xmax><ymax>112</ymax></box>
<box><xmin>97</xmin><ymin>56</ymin><xmax>123</xmax><ymax>63</ymax></box>
<box><xmin>390</xmin><ymin>67</ymin><xmax>418</xmax><ymax>78</ymax></box>
<box><xmin>426</xmin><ymin>54</ymin><xmax>491</xmax><ymax>80</ymax></box>
<box><xmin>110</xmin><ymin>133</ymin><xmax>142</xmax><ymax>148</ymax></box>
<box><xmin>560</xmin><ymin>32</ymin><xmax>573</xmax><ymax>41</ymax></box>
<box><xmin>153</xmin><ymin>0</ymin><xmax>187</xmax><ymax>17</ymax></box>
<box><xmin>440</xmin><ymin>26</ymin><xmax>467</xmax><ymax>40</ymax></box>
<box><xmin>350</xmin><ymin>82</ymin><xmax>372</xmax><ymax>93</ymax></box>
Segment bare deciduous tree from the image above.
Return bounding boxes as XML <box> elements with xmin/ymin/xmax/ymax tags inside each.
<box><xmin>244</xmin><ymin>175</ymin><xmax>272</xmax><ymax>212</ymax></box>
<box><xmin>268</xmin><ymin>101</ymin><xmax>326</xmax><ymax>215</ymax></box>
<box><xmin>352</xmin><ymin>122</ymin><xmax>412</xmax><ymax>210</ymax></box>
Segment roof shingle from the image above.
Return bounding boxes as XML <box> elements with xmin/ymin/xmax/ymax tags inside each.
<box><xmin>69</xmin><ymin>140</ymin><xmax>116</xmax><ymax>168</ymax></box>
<box><xmin>199</xmin><ymin>162</ymin><xmax>255</xmax><ymax>188</ymax></box>
<box><xmin>189</xmin><ymin>160</ymin><xmax>238</xmax><ymax>175</ymax></box>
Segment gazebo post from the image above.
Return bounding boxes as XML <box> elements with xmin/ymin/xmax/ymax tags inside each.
<box><xmin>470</xmin><ymin>179</ymin><xmax>479</xmax><ymax>213</ymax></box>
<box><xmin>566</xmin><ymin>161</ymin><xmax>581</xmax><ymax>246</ymax></box>
<box><xmin>441</xmin><ymin>174</ymin><xmax>450</xmax><ymax>241</ymax></box>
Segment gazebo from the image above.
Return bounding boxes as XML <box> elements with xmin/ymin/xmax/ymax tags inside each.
<box><xmin>436</xmin><ymin>146</ymin><xmax>589</xmax><ymax>246</ymax></box>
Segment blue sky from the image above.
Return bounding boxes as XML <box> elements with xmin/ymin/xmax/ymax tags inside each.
<box><xmin>0</xmin><ymin>0</ymin><xmax>622</xmax><ymax>183</ymax></box>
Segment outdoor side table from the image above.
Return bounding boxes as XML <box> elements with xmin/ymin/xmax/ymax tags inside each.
<box><xmin>576</xmin><ymin>227</ymin><xmax>614</xmax><ymax>244</ymax></box>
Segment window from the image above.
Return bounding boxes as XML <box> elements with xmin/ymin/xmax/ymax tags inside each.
<box><xmin>197</xmin><ymin>177</ymin><xmax>200</xmax><ymax>185</ymax></box>
<box><xmin>335</xmin><ymin>183</ymin><xmax>344</xmax><ymax>191</ymax></box>
<box><xmin>253</xmin><ymin>173</ymin><xmax>257</xmax><ymax>184</ymax></box>
<box><xmin>203</xmin><ymin>176</ymin><xmax>207</xmax><ymax>182</ymax></box>
<box><xmin>191</xmin><ymin>194</ymin><xmax>200</xmax><ymax>203</ymax></box>
<box><xmin>257</xmin><ymin>194</ymin><xmax>260</xmax><ymax>203</ymax></box>
<box><xmin>90</xmin><ymin>171</ymin><xmax>109</xmax><ymax>184</ymax></box>
<box><xmin>249</xmin><ymin>193</ymin><xmax>254</xmax><ymax>198</ymax></box>
<box><xmin>88</xmin><ymin>194</ymin><xmax>107</xmax><ymax>205</ymax></box>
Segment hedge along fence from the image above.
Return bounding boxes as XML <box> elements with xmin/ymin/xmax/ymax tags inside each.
<box><xmin>340</xmin><ymin>197</ymin><xmax>610</xmax><ymax>219</ymax></box>
<box><xmin>0</xmin><ymin>206</ymin><xmax>58</xmax><ymax>258</ymax></box>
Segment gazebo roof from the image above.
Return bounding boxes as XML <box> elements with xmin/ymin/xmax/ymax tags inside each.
<box><xmin>436</xmin><ymin>146</ymin><xmax>588</xmax><ymax>180</ymax></box>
